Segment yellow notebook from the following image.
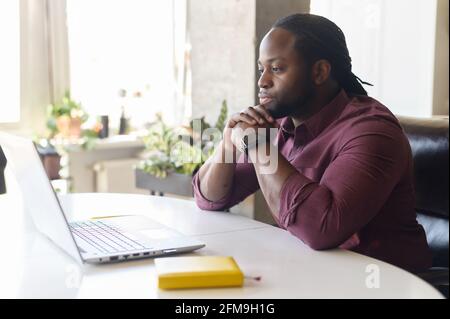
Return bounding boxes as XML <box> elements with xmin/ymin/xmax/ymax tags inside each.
<box><xmin>155</xmin><ymin>256</ymin><xmax>244</xmax><ymax>290</ymax></box>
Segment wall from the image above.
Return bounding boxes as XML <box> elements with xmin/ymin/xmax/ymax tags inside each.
<box><xmin>188</xmin><ymin>0</ymin><xmax>256</xmax><ymax>125</ymax></box>
<box><xmin>310</xmin><ymin>0</ymin><xmax>443</xmax><ymax>118</ymax></box>
<box><xmin>189</xmin><ymin>0</ymin><xmax>310</xmax><ymax>124</ymax></box>
<box><xmin>433</xmin><ymin>0</ymin><xmax>449</xmax><ymax>116</ymax></box>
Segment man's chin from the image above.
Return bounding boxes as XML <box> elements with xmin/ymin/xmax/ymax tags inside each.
<box><xmin>267</xmin><ymin>104</ymin><xmax>290</xmax><ymax>119</ymax></box>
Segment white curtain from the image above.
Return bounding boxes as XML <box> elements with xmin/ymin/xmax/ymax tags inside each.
<box><xmin>173</xmin><ymin>0</ymin><xmax>192</xmax><ymax>123</ymax></box>
<box><xmin>0</xmin><ymin>0</ymin><xmax>20</xmax><ymax>124</ymax></box>
<box><xmin>44</xmin><ymin>0</ymin><xmax>71</xmax><ymax>105</ymax></box>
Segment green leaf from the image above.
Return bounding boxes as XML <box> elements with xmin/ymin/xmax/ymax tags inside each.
<box><xmin>140</xmin><ymin>100</ymin><xmax>229</xmax><ymax>179</ymax></box>
<box><xmin>215</xmin><ymin>99</ymin><xmax>228</xmax><ymax>132</ymax></box>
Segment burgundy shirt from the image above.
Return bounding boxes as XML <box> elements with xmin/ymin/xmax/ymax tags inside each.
<box><xmin>193</xmin><ymin>89</ymin><xmax>432</xmax><ymax>273</ymax></box>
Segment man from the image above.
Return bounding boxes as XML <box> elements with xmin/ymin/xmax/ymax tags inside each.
<box><xmin>192</xmin><ymin>13</ymin><xmax>431</xmax><ymax>273</ymax></box>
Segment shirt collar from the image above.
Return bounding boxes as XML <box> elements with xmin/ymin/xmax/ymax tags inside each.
<box><xmin>279</xmin><ymin>89</ymin><xmax>350</xmax><ymax>144</ymax></box>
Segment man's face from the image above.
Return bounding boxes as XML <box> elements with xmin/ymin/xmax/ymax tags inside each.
<box><xmin>258</xmin><ymin>27</ymin><xmax>314</xmax><ymax>119</ymax></box>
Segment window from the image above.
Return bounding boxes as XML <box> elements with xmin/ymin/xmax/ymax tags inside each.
<box><xmin>0</xmin><ymin>0</ymin><xmax>20</xmax><ymax>123</ymax></box>
<box><xmin>66</xmin><ymin>0</ymin><xmax>187</xmax><ymax>129</ymax></box>
<box><xmin>311</xmin><ymin>0</ymin><xmax>438</xmax><ymax>117</ymax></box>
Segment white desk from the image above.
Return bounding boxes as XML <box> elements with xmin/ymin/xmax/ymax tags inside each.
<box><xmin>0</xmin><ymin>192</ymin><xmax>443</xmax><ymax>299</ymax></box>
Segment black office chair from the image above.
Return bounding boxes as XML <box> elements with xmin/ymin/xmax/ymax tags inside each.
<box><xmin>398</xmin><ymin>116</ymin><xmax>449</xmax><ymax>298</ymax></box>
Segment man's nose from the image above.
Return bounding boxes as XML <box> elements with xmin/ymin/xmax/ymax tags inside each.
<box><xmin>258</xmin><ymin>71</ymin><xmax>273</xmax><ymax>89</ymax></box>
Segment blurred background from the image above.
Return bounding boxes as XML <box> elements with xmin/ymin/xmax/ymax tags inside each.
<box><xmin>1</xmin><ymin>0</ymin><xmax>448</xmax><ymax>223</ymax></box>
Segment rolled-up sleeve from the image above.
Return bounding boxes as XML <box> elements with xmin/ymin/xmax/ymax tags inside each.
<box><xmin>279</xmin><ymin>117</ymin><xmax>409</xmax><ymax>250</ymax></box>
<box><xmin>192</xmin><ymin>155</ymin><xmax>260</xmax><ymax>211</ymax></box>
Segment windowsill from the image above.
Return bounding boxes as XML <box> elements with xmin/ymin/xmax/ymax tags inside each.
<box><xmin>0</xmin><ymin>122</ymin><xmax>22</xmax><ymax>131</ymax></box>
<box><xmin>64</xmin><ymin>134</ymin><xmax>145</xmax><ymax>152</ymax></box>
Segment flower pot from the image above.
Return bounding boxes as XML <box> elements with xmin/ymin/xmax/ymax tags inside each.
<box><xmin>56</xmin><ymin>115</ymin><xmax>82</xmax><ymax>139</ymax></box>
<box><xmin>42</xmin><ymin>154</ymin><xmax>61</xmax><ymax>180</ymax></box>
<box><xmin>36</xmin><ymin>144</ymin><xmax>61</xmax><ymax>180</ymax></box>
<box><xmin>135</xmin><ymin>168</ymin><xmax>193</xmax><ymax>197</ymax></box>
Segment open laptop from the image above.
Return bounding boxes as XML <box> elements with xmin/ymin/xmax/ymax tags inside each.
<box><xmin>0</xmin><ymin>132</ymin><xmax>205</xmax><ymax>264</ymax></box>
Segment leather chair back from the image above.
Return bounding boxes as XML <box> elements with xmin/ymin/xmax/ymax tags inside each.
<box><xmin>397</xmin><ymin>116</ymin><xmax>449</xmax><ymax>268</ymax></box>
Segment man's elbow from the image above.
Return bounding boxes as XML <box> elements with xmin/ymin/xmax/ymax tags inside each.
<box><xmin>290</xmin><ymin>228</ymin><xmax>342</xmax><ymax>251</ymax></box>
<box><xmin>305</xmin><ymin>238</ymin><xmax>338</xmax><ymax>251</ymax></box>
<box><xmin>194</xmin><ymin>195</ymin><xmax>229</xmax><ymax>212</ymax></box>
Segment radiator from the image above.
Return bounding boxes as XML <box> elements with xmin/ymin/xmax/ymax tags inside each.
<box><xmin>93</xmin><ymin>158</ymin><xmax>148</xmax><ymax>194</ymax></box>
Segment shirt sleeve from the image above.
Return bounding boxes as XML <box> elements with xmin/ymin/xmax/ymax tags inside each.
<box><xmin>192</xmin><ymin>154</ymin><xmax>260</xmax><ymax>211</ymax></box>
<box><xmin>278</xmin><ymin>116</ymin><xmax>410</xmax><ymax>250</ymax></box>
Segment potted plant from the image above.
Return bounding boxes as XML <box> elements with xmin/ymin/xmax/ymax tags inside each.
<box><xmin>135</xmin><ymin>100</ymin><xmax>228</xmax><ymax>196</ymax></box>
<box><xmin>36</xmin><ymin>92</ymin><xmax>104</xmax><ymax>181</ymax></box>
<box><xmin>46</xmin><ymin>91</ymin><xmax>89</xmax><ymax>140</ymax></box>
<box><xmin>44</xmin><ymin>91</ymin><xmax>105</xmax><ymax>149</ymax></box>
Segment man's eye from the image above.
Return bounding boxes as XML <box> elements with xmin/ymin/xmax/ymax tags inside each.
<box><xmin>258</xmin><ymin>69</ymin><xmax>264</xmax><ymax>74</ymax></box>
<box><xmin>272</xmin><ymin>67</ymin><xmax>281</xmax><ymax>72</ymax></box>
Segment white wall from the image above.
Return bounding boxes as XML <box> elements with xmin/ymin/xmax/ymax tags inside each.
<box><xmin>311</xmin><ymin>0</ymin><xmax>443</xmax><ymax>117</ymax></box>
<box><xmin>380</xmin><ymin>0</ymin><xmax>437</xmax><ymax>117</ymax></box>
<box><xmin>433</xmin><ymin>0</ymin><xmax>449</xmax><ymax>115</ymax></box>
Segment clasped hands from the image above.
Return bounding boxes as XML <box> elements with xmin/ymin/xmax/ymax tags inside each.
<box><xmin>223</xmin><ymin>105</ymin><xmax>279</xmax><ymax>154</ymax></box>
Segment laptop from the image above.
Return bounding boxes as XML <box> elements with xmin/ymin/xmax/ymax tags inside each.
<box><xmin>0</xmin><ymin>132</ymin><xmax>205</xmax><ymax>264</ymax></box>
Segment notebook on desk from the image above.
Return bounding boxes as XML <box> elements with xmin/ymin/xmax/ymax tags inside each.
<box><xmin>0</xmin><ymin>132</ymin><xmax>205</xmax><ymax>264</ymax></box>
<box><xmin>155</xmin><ymin>256</ymin><xmax>244</xmax><ymax>289</ymax></box>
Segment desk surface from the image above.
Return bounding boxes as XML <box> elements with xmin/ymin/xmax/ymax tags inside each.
<box><xmin>0</xmin><ymin>192</ymin><xmax>443</xmax><ymax>299</ymax></box>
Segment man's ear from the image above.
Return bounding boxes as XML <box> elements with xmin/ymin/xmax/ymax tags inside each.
<box><xmin>312</xmin><ymin>59</ymin><xmax>332</xmax><ymax>85</ymax></box>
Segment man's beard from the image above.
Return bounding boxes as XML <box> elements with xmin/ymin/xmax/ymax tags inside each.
<box><xmin>267</xmin><ymin>87</ymin><xmax>315</xmax><ymax>120</ymax></box>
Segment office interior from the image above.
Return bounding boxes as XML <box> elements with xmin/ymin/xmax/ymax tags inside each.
<box><xmin>0</xmin><ymin>0</ymin><xmax>448</xmax><ymax>300</ymax></box>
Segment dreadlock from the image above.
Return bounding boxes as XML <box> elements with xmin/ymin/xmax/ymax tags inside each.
<box><xmin>273</xmin><ymin>13</ymin><xmax>372</xmax><ymax>96</ymax></box>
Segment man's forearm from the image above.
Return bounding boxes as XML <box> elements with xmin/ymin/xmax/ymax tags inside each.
<box><xmin>248</xmin><ymin>143</ymin><xmax>296</xmax><ymax>219</ymax></box>
<box><xmin>198</xmin><ymin>141</ymin><xmax>237</xmax><ymax>202</ymax></box>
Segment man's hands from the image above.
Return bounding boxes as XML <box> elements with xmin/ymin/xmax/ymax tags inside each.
<box><xmin>223</xmin><ymin>105</ymin><xmax>278</xmax><ymax>154</ymax></box>
<box><xmin>228</xmin><ymin>105</ymin><xmax>275</xmax><ymax>128</ymax></box>
<box><xmin>198</xmin><ymin>105</ymin><xmax>278</xmax><ymax>203</ymax></box>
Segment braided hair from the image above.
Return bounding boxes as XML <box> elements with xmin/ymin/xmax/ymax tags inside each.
<box><xmin>273</xmin><ymin>13</ymin><xmax>372</xmax><ymax>96</ymax></box>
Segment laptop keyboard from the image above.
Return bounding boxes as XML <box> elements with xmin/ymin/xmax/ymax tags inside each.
<box><xmin>69</xmin><ymin>220</ymin><xmax>151</xmax><ymax>254</ymax></box>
